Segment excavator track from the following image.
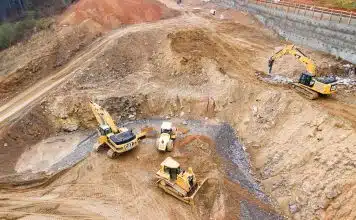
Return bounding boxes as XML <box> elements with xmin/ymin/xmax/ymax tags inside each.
<box><xmin>291</xmin><ymin>83</ymin><xmax>319</xmax><ymax>100</ymax></box>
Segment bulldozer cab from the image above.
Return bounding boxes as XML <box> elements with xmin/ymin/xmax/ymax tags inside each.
<box><xmin>165</xmin><ymin>166</ymin><xmax>181</xmax><ymax>180</ymax></box>
<box><xmin>299</xmin><ymin>73</ymin><xmax>314</xmax><ymax>87</ymax></box>
<box><xmin>98</xmin><ymin>124</ymin><xmax>112</xmax><ymax>136</ymax></box>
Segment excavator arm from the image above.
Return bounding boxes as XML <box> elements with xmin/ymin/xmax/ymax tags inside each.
<box><xmin>268</xmin><ymin>45</ymin><xmax>317</xmax><ymax>76</ymax></box>
<box><xmin>89</xmin><ymin>101</ymin><xmax>119</xmax><ymax>133</ymax></box>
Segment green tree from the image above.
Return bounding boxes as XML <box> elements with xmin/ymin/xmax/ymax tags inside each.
<box><xmin>0</xmin><ymin>23</ymin><xmax>15</xmax><ymax>49</ymax></box>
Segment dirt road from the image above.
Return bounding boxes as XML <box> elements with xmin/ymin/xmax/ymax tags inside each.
<box><xmin>0</xmin><ymin>14</ymin><xmax>205</xmax><ymax>126</ymax></box>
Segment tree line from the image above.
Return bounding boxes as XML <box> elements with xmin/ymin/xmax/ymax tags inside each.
<box><xmin>0</xmin><ymin>0</ymin><xmax>75</xmax><ymax>22</ymax></box>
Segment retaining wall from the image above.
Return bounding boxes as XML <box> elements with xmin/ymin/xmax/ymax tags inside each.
<box><xmin>211</xmin><ymin>0</ymin><xmax>356</xmax><ymax>64</ymax></box>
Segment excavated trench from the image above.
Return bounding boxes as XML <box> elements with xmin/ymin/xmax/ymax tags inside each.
<box><xmin>0</xmin><ymin>114</ymin><xmax>283</xmax><ymax>219</ymax></box>
<box><xmin>1</xmin><ymin>119</ymin><xmax>266</xmax><ymax>199</ymax></box>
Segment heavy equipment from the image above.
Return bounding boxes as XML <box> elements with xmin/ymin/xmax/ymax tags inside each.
<box><xmin>156</xmin><ymin>121</ymin><xmax>176</xmax><ymax>152</ymax></box>
<box><xmin>268</xmin><ymin>45</ymin><xmax>337</xmax><ymax>99</ymax></box>
<box><xmin>156</xmin><ymin>157</ymin><xmax>205</xmax><ymax>204</ymax></box>
<box><xmin>89</xmin><ymin>101</ymin><xmax>145</xmax><ymax>158</ymax></box>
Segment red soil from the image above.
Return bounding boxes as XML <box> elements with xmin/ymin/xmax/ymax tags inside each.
<box><xmin>60</xmin><ymin>0</ymin><xmax>175</xmax><ymax>29</ymax></box>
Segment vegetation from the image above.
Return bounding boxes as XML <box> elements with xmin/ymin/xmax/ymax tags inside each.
<box><xmin>0</xmin><ymin>0</ymin><xmax>72</xmax><ymax>51</ymax></box>
<box><xmin>0</xmin><ymin>14</ymin><xmax>53</xmax><ymax>50</ymax></box>
<box><xmin>332</xmin><ymin>0</ymin><xmax>356</xmax><ymax>10</ymax></box>
<box><xmin>316</xmin><ymin>0</ymin><xmax>356</xmax><ymax>10</ymax></box>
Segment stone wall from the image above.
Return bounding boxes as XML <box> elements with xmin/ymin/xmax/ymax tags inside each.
<box><xmin>211</xmin><ymin>0</ymin><xmax>356</xmax><ymax>64</ymax></box>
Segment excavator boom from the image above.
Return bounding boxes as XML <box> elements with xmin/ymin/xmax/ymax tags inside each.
<box><xmin>268</xmin><ymin>45</ymin><xmax>317</xmax><ymax>76</ymax></box>
<box><xmin>89</xmin><ymin>101</ymin><xmax>119</xmax><ymax>133</ymax></box>
<box><xmin>266</xmin><ymin>45</ymin><xmax>336</xmax><ymax>99</ymax></box>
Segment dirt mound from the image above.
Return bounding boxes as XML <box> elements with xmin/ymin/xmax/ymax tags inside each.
<box><xmin>0</xmin><ymin>104</ymin><xmax>56</xmax><ymax>176</ymax></box>
<box><xmin>0</xmin><ymin>25</ymin><xmax>99</xmax><ymax>106</ymax></box>
<box><xmin>164</xmin><ymin>28</ymin><xmax>254</xmax><ymax>84</ymax></box>
<box><xmin>60</xmin><ymin>0</ymin><xmax>179</xmax><ymax>29</ymax></box>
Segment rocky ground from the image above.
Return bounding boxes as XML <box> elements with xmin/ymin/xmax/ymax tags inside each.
<box><xmin>0</xmin><ymin>0</ymin><xmax>355</xmax><ymax>219</ymax></box>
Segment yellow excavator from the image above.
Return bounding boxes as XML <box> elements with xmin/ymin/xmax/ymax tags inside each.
<box><xmin>268</xmin><ymin>45</ymin><xmax>337</xmax><ymax>99</ymax></box>
<box><xmin>156</xmin><ymin>157</ymin><xmax>206</xmax><ymax>204</ymax></box>
<box><xmin>89</xmin><ymin>101</ymin><xmax>145</xmax><ymax>158</ymax></box>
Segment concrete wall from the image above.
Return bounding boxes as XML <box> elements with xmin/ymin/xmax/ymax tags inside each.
<box><xmin>210</xmin><ymin>0</ymin><xmax>356</xmax><ymax>64</ymax></box>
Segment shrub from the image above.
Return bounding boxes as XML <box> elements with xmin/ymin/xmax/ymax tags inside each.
<box><xmin>0</xmin><ymin>23</ymin><xmax>16</xmax><ymax>49</ymax></box>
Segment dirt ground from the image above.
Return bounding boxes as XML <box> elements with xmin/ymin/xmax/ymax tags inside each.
<box><xmin>60</xmin><ymin>0</ymin><xmax>180</xmax><ymax>29</ymax></box>
<box><xmin>0</xmin><ymin>0</ymin><xmax>355</xmax><ymax>219</ymax></box>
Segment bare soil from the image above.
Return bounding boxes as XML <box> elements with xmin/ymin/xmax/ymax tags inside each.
<box><xmin>60</xmin><ymin>0</ymin><xmax>180</xmax><ymax>29</ymax></box>
<box><xmin>0</xmin><ymin>120</ymin><xmax>279</xmax><ymax>219</ymax></box>
<box><xmin>0</xmin><ymin>1</ymin><xmax>355</xmax><ymax>219</ymax></box>
<box><xmin>0</xmin><ymin>25</ymin><xmax>100</xmax><ymax>106</ymax></box>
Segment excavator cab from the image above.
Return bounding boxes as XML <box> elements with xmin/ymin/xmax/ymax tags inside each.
<box><xmin>98</xmin><ymin>124</ymin><xmax>112</xmax><ymax>136</ymax></box>
<box><xmin>299</xmin><ymin>73</ymin><xmax>314</xmax><ymax>87</ymax></box>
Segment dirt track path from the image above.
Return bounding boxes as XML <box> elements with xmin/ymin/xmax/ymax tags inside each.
<box><xmin>0</xmin><ymin>14</ymin><xmax>204</xmax><ymax>126</ymax></box>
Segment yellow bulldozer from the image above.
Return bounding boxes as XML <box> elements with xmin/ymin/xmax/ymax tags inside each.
<box><xmin>156</xmin><ymin>157</ymin><xmax>206</xmax><ymax>204</ymax></box>
<box><xmin>268</xmin><ymin>45</ymin><xmax>337</xmax><ymax>99</ymax></box>
<box><xmin>89</xmin><ymin>101</ymin><xmax>145</xmax><ymax>158</ymax></box>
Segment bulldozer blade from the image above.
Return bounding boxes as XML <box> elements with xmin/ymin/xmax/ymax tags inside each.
<box><xmin>157</xmin><ymin>178</ymin><xmax>208</xmax><ymax>205</ymax></box>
